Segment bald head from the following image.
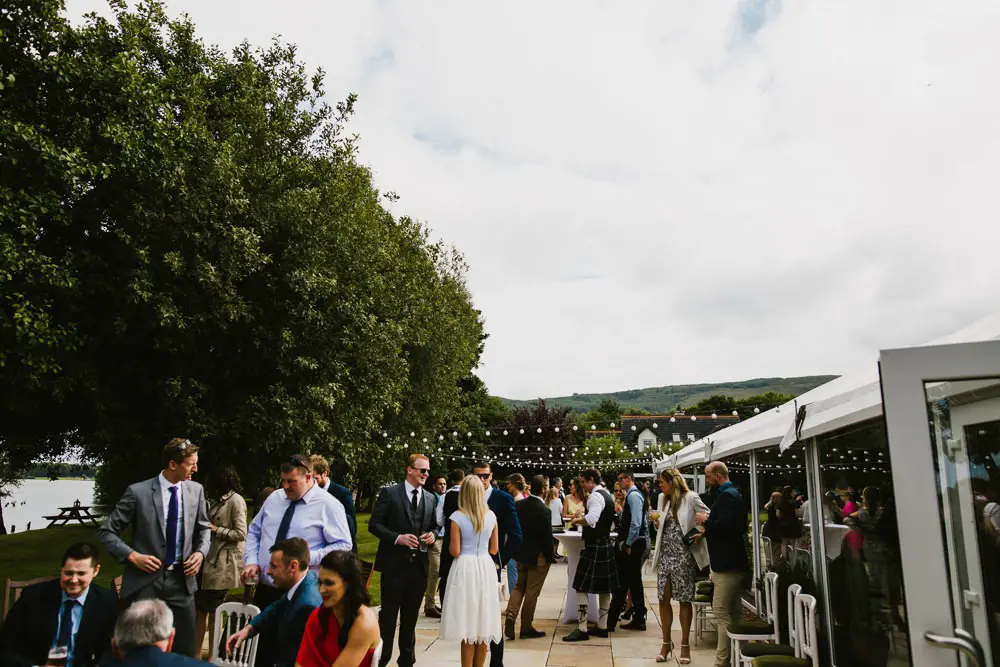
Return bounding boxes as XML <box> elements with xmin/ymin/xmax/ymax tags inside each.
<box><xmin>705</xmin><ymin>460</ymin><xmax>730</xmax><ymax>488</ymax></box>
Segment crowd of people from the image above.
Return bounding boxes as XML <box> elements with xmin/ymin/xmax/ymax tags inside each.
<box><xmin>0</xmin><ymin>435</ymin><xmax>772</xmax><ymax>667</ymax></box>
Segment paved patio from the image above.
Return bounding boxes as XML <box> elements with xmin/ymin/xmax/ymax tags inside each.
<box><xmin>404</xmin><ymin>563</ymin><xmax>721</xmax><ymax>667</ymax></box>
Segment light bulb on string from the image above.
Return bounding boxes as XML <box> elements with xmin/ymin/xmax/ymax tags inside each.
<box><xmin>519</xmin><ymin>429</ymin><xmax>525</xmax><ymax>435</ymax></box>
<box><xmin>754</xmin><ymin>407</ymin><xmax>760</xmax><ymax>414</ymax></box>
<box><xmin>554</xmin><ymin>427</ymin><xmax>560</xmax><ymax>433</ymax></box>
<box><xmin>537</xmin><ymin>427</ymin><xmax>542</xmax><ymax>434</ymax></box>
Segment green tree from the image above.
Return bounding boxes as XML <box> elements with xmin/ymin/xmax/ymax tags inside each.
<box><xmin>571</xmin><ymin>434</ymin><xmax>644</xmax><ymax>480</ymax></box>
<box><xmin>0</xmin><ymin>0</ymin><xmax>486</xmax><ymax>500</ymax></box>
<box><xmin>580</xmin><ymin>398</ymin><xmax>623</xmax><ymax>429</ymax></box>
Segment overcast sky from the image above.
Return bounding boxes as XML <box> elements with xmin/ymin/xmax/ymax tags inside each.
<box><xmin>67</xmin><ymin>0</ymin><xmax>1000</xmax><ymax>399</ymax></box>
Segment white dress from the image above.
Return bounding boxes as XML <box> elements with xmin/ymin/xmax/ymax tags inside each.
<box><xmin>440</xmin><ymin>510</ymin><xmax>502</xmax><ymax>644</ymax></box>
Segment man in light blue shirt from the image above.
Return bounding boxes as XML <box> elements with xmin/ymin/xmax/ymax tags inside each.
<box><xmin>608</xmin><ymin>471</ymin><xmax>649</xmax><ymax>631</ymax></box>
<box><xmin>243</xmin><ymin>454</ymin><xmax>350</xmax><ymax>666</ymax></box>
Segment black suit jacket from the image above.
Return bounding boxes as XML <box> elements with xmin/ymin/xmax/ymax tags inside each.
<box><xmin>103</xmin><ymin>645</ymin><xmax>209</xmax><ymax>666</ymax></box>
<box><xmin>368</xmin><ymin>482</ymin><xmax>438</xmax><ymax>573</ymax></box>
<box><xmin>0</xmin><ymin>580</ymin><xmax>117</xmax><ymax>667</ymax></box>
<box><xmin>513</xmin><ymin>496</ymin><xmax>555</xmax><ymax>565</ymax></box>
<box><xmin>439</xmin><ymin>487</ymin><xmax>461</xmax><ymax>580</ymax></box>
<box><xmin>327</xmin><ymin>481</ymin><xmax>358</xmax><ymax>550</ymax></box>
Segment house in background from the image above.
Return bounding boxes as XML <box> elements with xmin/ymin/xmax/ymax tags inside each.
<box><xmin>619</xmin><ymin>413</ymin><xmax>740</xmax><ymax>452</ymax></box>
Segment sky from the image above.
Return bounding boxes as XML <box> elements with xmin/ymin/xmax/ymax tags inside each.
<box><xmin>66</xmin><ymin>0</ymin><xmax>1000</xmax><ymax>400</ymax></box>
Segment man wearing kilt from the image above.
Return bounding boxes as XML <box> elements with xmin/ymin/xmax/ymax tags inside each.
<box><xmin>563</xmin><ymin>468</ymin><xmax>619</xmax><ymax>642</ymax></box>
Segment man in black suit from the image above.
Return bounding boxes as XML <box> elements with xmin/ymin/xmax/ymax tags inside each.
<box><xmin>435</xmin><ymin>468</ymin><xmax>466</xmax><ymax>600</ymax></box>
<box><xmin>310</xmin><ymin>454</ymin><xmax>358</xmax><ymax>551</ymax></box>
<box><xmin>368</xmin><ymin>453</ymin><xmax>438</xmax><ymax>667</ymax></box>
<box><xmin>503</xmin><ymin>475</ymin><xmax>555</xmax><ymax>641</ymax></box>
<box><xmin>0</xmin><ymin>542</ymin><xmax>117</xmax><ymax>667</ymax></box>
<box><xmin>470</xmin><ymin>462</ymin><xmax>522</xmax><ymax>667</ymax></box>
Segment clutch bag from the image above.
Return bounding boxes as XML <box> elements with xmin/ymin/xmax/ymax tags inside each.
<box><xmin>681</xmin><ymin>527</ymin><xmax>702</xmax><ymax>547</ymax></box>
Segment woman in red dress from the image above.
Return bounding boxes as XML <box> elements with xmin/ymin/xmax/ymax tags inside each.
<box><xmin>295</xmin><ymin>551</ymin><xmax>381</xmax><ymax>667</ymax></box>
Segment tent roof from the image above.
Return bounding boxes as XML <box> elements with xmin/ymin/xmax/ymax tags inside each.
<box><xmin>678</xmin><ymin>311</ymin><xmax>1000</xmax><ymax>463</ymax></box>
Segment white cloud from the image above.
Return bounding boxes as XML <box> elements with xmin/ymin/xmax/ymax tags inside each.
<box><xmin>67</xmin><ymin>0</ymin><xmax>1000</xmax><ymax>398</ymax></box>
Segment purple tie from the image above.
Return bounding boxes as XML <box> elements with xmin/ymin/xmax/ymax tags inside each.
<box><xmin>165</xmin><ymin>486</ymin><xmax>179</xmax><ymax>565</ymax></box>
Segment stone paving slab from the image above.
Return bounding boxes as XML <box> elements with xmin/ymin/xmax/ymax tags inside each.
<box><xmin>393</xmin><ymin>561</ymin><xmax>721</xmax><ymax>666</ymax></box>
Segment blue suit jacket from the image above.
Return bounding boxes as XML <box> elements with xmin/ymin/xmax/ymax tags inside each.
<box><xmin>249</xmin><ymin>571</ymin><xmax>322</xmax><ymax>667</ymax></box>
<box><xmin>103</xmin><ymin>645</ymin><xmax>209</xmax><ymax>666</ymax></box>
<box><xmin>487</xmin><ymin>488</ymin><xmax>523</xmax><ymax>576</ymax></box>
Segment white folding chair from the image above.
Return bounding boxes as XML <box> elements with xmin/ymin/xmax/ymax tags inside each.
<box><xmin>794</xmin><ymin>593</ymin><xmax>818</xmax><ymax>664</ymax></box>
<box><xmin>738</xmin><ymin>583</ymin><xmax>800</xmax><ymax>666</ymax></box>
<box><xmin>211</xmin><ymin>602</ymin><xmax>261</xmax><ymax>667</ymax></box>
<box><xmin>729</xmin><ymin>571</ymin><xmax>779</xmax><ymax>663</ymax></box>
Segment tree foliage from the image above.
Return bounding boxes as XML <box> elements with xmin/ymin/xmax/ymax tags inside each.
<box><xmin>686</xmin><ymin>392</ymin><xmax>795</xmax><ymax>418</ymax></box>
<box><xmin>0</xmin><ymin>0</ymin><xmax>486</xmax><ymax>500</ymax></box>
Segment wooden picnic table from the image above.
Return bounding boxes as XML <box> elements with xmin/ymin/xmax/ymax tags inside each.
<box><xmin>44</xmin><ymin>499</ymin><xmax>104</xmax><ymax>528</ymax></box>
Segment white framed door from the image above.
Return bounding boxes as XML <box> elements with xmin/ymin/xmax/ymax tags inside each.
<box><xmin>880</xmin><ymin>339</ymin><xmax>1000</xmax><ymax>667</ymax></box>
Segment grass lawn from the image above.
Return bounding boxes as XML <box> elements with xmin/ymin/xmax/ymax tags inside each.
<box><xmin>0</xmin><ymin>514</ymin><xmax>384</xmax><ymax>606</ymax></box>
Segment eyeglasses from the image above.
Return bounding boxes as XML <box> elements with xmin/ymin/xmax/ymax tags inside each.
<box><xmin>412</xmin><ymin>468</ymin><xmax>430</xmax><ymax>475</ymax></box>
<box><xmin>476</xmin><ymin>473</ymin><xmax>491</xmax><ymax>480</ymax></box>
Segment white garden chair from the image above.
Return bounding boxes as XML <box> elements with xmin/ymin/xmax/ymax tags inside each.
<box><xmin>738</xmin><ymin>583</ymin><xmax>800</xmax><ymax>666</ymax></box>
<box><xmin>728</xmin><ymin>571</ymin><xmax>779</xmax><ymax>664</ymax></box>
<box><xmin>211</xmin><ymin>601</ymin><xmax>261</xmax><ymax>667</ymax></box>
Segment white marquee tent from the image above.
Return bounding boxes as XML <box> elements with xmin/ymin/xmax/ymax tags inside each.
<box><xmin>654</xmin><ymin>311</ymin><xmax>1000</xmax><ymax>470</ymax></box>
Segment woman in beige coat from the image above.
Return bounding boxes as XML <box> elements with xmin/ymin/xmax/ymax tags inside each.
<box><xmin>194</xmin><ymin>464</ymin><xmax>247</xmax><ymax>656</ymax></box>
<box><xmin>648</xmin><ymin>468</ymin><xmax>710</xmax><ymax>664</ymax></box>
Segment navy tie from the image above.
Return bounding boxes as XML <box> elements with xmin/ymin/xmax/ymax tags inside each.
<box><xmin>165</xmin><ymin>486</ymin><xmax>179</xmax><ymax>565</ymax></box>
<box><xmin>55</xmin><ymin>599</ymin><xmax>75</xmax><ymax>649</ymax></box>
<box><xmin>275</xmin><ymin>498</ymin><xmax>303</xmax><ymax>544</ymax></box>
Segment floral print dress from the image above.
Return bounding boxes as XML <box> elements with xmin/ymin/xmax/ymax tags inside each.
<box><xmin>656</xmin><ymin>509</ymin><xmax>697</xmax><ymax>602</ymax></box>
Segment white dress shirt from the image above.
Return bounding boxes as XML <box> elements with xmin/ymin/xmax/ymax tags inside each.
<box><xmin>403</xmin><ymin>480</ymin><xmax>423</xmax><ymax>509</ymax></box>
<box><xmin>158</xmin><ymin>473</ymin><xmax>184</xmax><ymax>564</ymax></box>
<box><xmin>286</xmin><ymin>573</ymin><xmax>306</xmax><ymax>600</ymax></box>
<box><xmin>583</xmin><ymin>484</ymin><xmax>607</xmax><ymax>528</ymax></box>
<box><xmin>245</xmin><ymin>482</ymin><xmax>351</xmax><ymax>586</ymax></box>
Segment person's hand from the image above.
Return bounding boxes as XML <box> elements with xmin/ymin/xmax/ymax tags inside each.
<box><xmin>649</xmin><ymin>511</ymin><xmax>661</xmax><ymax>523</ymax></box>
<box><xmin>242</xmin><ymin>564</ymin><xmax>260</xmax><ymax>583</ymax></box>
<box><xmin>210</xmin><ymin>523</ymin><xmax>218</xmax><ymax>533</ymax></box>
<box><xmin>695</xmin><ymin>512</ymin><xmax>708</xmax><ymax>525</ymax></box>
<box><xmin>226</xmin><ymin>625</ymin><xmax>252</xmax><ymax>654</ymax></box>
<box><xmin>184</xmin><ymin>551</ymin><xmax>204</xmax><ymax>576</ymax></box>
<box><xmin>127</xmin><ymin>551</ymin><xmax>162</xmax><ymax>573</ymax></box>
<box><xmin>690</xmin><ymin>531</ymin><xmax>704</xmax><ymax>542</ymax></box>
<box><xmin>420</xmin><ymin>532</ymin><xmax>436</xmax><ymax>545</ymax></box>
<box><xmin>623</xmin><ymin>545</ymin><xmax>632</xmax><ymax>555</ymax></box>
<box><xmin>396</xmin><ymin>534</ymin><xmax>420</xmax><ymax>548</ymax></box>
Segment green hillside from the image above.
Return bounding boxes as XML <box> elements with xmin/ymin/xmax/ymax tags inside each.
<box><xmin>499</xmin><ymin>375</ymin><xmax>838</xmax><ymax>414</ymax></box>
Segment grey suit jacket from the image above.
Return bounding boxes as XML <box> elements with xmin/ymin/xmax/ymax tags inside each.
<box><xmin>98</xmin><ymin>475</ymin><xmax>212</xmax><ymax>599</ymax></box>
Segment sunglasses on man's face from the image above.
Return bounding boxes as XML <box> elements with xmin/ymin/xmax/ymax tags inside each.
<box><xmin>411</xmin><ymin>467</ymin><xmax>430</xmax><ymax>475</ymax></box>
<box><xmin>476</xmin><ymin>473</ymin><xmax>491</xmax><ymax>480</ymax></box>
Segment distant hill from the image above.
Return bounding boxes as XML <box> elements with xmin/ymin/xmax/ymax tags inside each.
<box><xmin>498</xmin><ymin>376</ymin><xmax>838</xmax><ymax>414</ymax></box>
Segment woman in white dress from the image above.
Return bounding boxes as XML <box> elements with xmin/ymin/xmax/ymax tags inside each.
<box><xmin>440</xmin><ymin>475</ymin><xmax>501</xmax><ymax>667</ymax></box>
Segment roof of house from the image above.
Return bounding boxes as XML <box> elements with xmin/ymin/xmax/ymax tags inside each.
<box><xmin>619</xmin><ymin>414</ymin><xmax>740</xmax><ymax>448</ymax></box>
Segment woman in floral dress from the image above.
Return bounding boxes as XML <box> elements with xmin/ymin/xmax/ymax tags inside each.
<box><xmin>649</xmin><ymin>468</ymin><xmax>710</xmax><ymax>664</ymax></box>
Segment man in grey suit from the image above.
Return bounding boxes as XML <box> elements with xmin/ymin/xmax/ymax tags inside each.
<box><xmin>98</xmin><ymin>438</ymin><xmax>212</xmax><ymax>657</ymax></box>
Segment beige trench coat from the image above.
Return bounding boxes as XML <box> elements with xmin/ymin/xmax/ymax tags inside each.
<box><xmin>200</xmin><ymin>491</ymin><xmax>247</xmax><ymax>591</ymax></box>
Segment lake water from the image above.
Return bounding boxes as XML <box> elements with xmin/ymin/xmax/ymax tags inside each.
<box><xmin>2</xmin><ymin>479</ymin><xmax>96</xmax><ymax>533</ymax></box>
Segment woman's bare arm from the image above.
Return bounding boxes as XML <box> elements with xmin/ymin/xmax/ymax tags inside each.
<box><xmin>331</xmin><ymin>606</ymin><xmax>381</xmax><ymax>667</ymax></box>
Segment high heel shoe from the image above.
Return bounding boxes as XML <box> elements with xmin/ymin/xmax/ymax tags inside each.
<box><xmin>655</xmin><ymin>641</ymin><xmax>672</xmax><ymax>663</ymax></box>
<box><xmin>678</xmin><ymin>643</ymin><xmax>691</xmax><ymax>664</ymax></box>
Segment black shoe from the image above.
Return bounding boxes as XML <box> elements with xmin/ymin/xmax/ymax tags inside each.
<box><xmin>591</xmin><ymin>628</ymin><xmax>610</xmax><ymax>638</ymax></box>
<box><xmin>424</xmin><ymin>607</ymin><xmax>441</xmax><ymax>619</ymax></box>
<box><xmin>620</xmin><ymin>606</ymin><xmax>633</xmax><ymax>621</ymax></box>
<box><xmin>519</xmin><ymin>628</ymin><xmax>546</xmax><ymax>639</ymax></box>
<box><xmin>621</xmin><ymin>619</ymin><xmax>646</xmax><ymax>631</ymax></box>
<box><xmin>563</xmin><ymin>629</ymin><xmax>590</xmax><ymax>642</ymax></box>
<box><xmin>504</xmin><ymin>616</ymin><xmax>516</xmax><ymax>640</ymax></box>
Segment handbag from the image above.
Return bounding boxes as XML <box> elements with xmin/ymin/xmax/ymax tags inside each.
<box><xmin>681</xmin><ymin>527</ymin><xmax>703</xmax><ymax>547</ymax></box>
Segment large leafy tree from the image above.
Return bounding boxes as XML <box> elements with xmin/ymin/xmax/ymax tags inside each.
<box><xmin>0</xmin><ymin>0</ymin><xmax>485</xmax><ymax>500</ymax></box>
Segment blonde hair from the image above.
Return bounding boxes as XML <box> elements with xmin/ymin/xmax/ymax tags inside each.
<box><xmin>545</xmin><ymin>486</ymin><xmax>560</xmax><ymax>503</ymax></box>
<box><xmin>309</xmin><ymin>455</ymin><xmax>330</xmax><ymax>476</ymax></box>
<box><xmin>459</xmin><ymin>474</ymin><xmax>488</xmax><ymax>533</ymax></box>
<box><xmin>659</xmin><ymin>468</ymin><xmax>691</xmax><ymax>519</ymax></box>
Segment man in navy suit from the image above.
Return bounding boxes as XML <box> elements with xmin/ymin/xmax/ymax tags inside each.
<box><xmin>0</xmin><ymin>543</ymin><xmax>117</xmax><ymax>667</ymax></box>
<box><xmin>470</xmin><ymin>462</ymin><xmax>522</xmax><ymax>667</ymax></box>
<box><xmin>225</xmin><ymin>538</ymin><xmax>321</xmax><ymax>667</ymax></box>
<box><xmin>105</xmin><ymin>600</ymin><xmax>208</xmax><ymax>666</ymax></box>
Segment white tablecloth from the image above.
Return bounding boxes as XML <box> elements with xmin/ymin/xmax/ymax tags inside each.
<box><xmin>823</xmin><ymin>524</ymin><xmax>851</xmax><ymax>559</ymax></box>
<box><xmin>553</xmin><ymin>531</ymin><xmax>617</xmax><ymax>624</ymax></box>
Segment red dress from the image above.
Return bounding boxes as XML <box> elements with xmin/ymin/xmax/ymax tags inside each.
<box><xmin>295</xmin><ymin>607</ymin><xmax>375</xmax><ymax>667</ymax></box>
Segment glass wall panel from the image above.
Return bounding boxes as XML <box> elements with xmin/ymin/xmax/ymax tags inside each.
<box><xmin>718</xmin><ymin>452</ymin><xmax>755</xmax><ymax>605</ymax></box>
<box><xmin>756</xmin><ymin>444</ymin><xmax>822</xmax><ymax>650</ymax></box>
<box><xmin>816</xmin><ymin>421</ymin><xmax>911</xmax><ymax>667</ymax></box>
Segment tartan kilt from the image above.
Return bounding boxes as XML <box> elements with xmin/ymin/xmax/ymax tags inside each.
<box><xmin>573</xmin><ymin>539</ymin><xmax>619</xmax><ymax>594</ymax></box>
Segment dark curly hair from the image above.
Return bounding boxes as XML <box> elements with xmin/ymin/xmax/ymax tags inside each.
<box><xmin>318</xmin><ymin>551</ymin><xmax>370</xmax><ymax>647</ymax></box>
<box><xmin>208</xmin><ymin>464</ymin><xmax>242</xmax><ymax>496</ymax></box>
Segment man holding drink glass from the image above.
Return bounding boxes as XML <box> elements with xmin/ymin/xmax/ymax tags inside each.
<box><xmin>368</xmin><ymin>453</ymin><xmax>438</xmax><ymax>667</ymax></box>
